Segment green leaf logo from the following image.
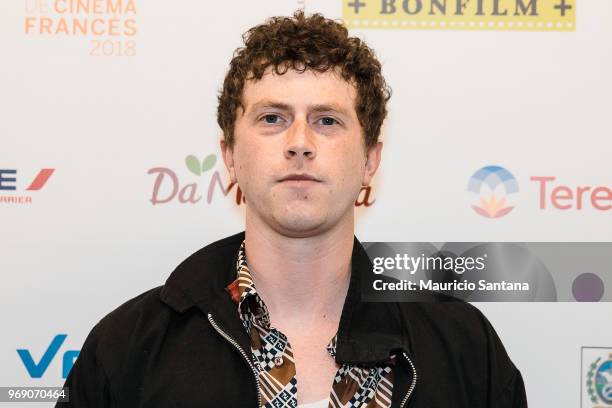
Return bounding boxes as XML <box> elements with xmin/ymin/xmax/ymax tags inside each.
<box><xmin>186</xmin><ymin>155</ymin><xmax>201</xmax><ymax>176</ymax></box>
<box><xmin>201</xmin><ymin>154</ymin><xmax>217</xmax><ymax>173</ymax></box>
<box><xmin>186</xmin><ymin>154</ymin><xmax>217</xmax><ymax>176</ymax></box>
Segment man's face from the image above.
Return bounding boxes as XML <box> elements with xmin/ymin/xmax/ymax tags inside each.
<box><xmin>221</xmin><ymin>67</ymin><xmax>382</xmax><ymax>238</ymax></box>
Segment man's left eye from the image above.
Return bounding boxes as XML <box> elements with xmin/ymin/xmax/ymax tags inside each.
<box><xmin>319</xmin><ymin>117</ymin><xmax>337</xmax><ymax>126</ymax></box>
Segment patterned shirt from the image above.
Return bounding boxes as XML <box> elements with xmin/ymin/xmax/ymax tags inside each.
<box><xmin>224</xmin><ymin>241</ymin><xmax>396</xmax><ymax>408</ymax></box>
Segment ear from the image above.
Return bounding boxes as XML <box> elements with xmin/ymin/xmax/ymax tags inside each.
<box><xmin>220</xmin><ymin>137</ymin><xmax>237</xmax><ymax>183</ymax></box>
<box><xmin>362</xmin><ymin>141</ymin><xmax>383</xmax><ymax>186</ymax></box>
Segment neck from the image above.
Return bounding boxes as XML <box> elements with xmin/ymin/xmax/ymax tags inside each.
<box><xmin>243</xmin><ymin>212</ymin><xmax>354</xmax><ymax>330</ymax></box>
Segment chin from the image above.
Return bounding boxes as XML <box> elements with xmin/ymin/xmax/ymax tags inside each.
<box><xmin>272</xmin><ymin>212</ymin><xmax>330</xmax><ymax>237</ymax></box>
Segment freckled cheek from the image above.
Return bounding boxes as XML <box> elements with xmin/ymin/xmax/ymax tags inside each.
<box><xmin>235</xmin><ymin>148</ymin><xmax>255</xmax><ymax>173</ymax></box>
<box><xmin>327</xmin><ymin>168</ymin><xmax>360</xmax><ymax>197</ymax></box>
<box><xmin>234</xmin><ymin>155</ymin><xmax>268</xmax><ymax>193</ymax></box>
<box><xmin>233</xmin><ymin>154</ymin><xmax>251</xmax><ymax>188</ymax></box>
<box><xmin>339</xmin><ymin>155</ymin><xmax>365</xmax><ymax>183</ymax></box>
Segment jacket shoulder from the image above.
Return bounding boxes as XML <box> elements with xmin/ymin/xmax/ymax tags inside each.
<box><xmin>96</xmin><ymin>285</ymin><xmax>166</xmax><ymax>334</ymax></box>
<box><xmin>398</xmin><ymin>296</ymin><xmax>524</xmax><ymax>405</ymax></box>
<box><xmin>92</xmin><ymin>286</ymin><xmax>169</xmax><ymax>372</ymax></box>
<box><xmin>398</xmin><ymin>294</ymin><xmax>503</xmax><ymax>354</ymax></box>
<box><xmin>93</xmin><ymin>232</ymin><xmax>244</xmax><ymax>347</ymax></box>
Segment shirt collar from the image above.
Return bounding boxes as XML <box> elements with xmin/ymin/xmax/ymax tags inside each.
<box><xmin>225</xmin><ymin>240</ymin><xmax>271</xmax><ymax>328</ymax></box>
<box><xmin>225</xmin><ymin>240</ymin><xmax>340</xmax><ymax>357</ymax></box>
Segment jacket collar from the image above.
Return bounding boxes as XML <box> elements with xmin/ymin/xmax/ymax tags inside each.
<box><xmin>160</xmin><ymin>231</ymin><xmax>411</xmax><ymax>366</ymax></box>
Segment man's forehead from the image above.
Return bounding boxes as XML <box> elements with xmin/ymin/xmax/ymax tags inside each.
<box><xmin>241</xmin><ymin>66</ymin><xmax>358</xmax><ymax>113</ymax></box>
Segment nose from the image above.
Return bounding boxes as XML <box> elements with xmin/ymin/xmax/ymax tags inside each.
<box><xmin>284</xmin><ymin>117</ymin><xmax>316</xmax><ymax>161</ymax></box>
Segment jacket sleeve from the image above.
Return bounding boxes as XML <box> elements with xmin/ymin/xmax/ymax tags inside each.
<box><xmin>494</xmin><ymin>368</ymin><xmax>528</xmax><ymax>408</ymax></box>
<box><xmin>479</xmin><ymin>311</ymin><xmax>528</xmax><ymax>408</ymax></box>
<box><xmin>55</xmin><ymin>324</ymin><xmax>113</xmax><ymax>408</ymax></box>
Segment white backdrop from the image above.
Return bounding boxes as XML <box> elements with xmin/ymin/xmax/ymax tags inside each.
<box><xmin>1</xmin><ymin>0</ymin><xmax>611</xmax><ymax>407</ymax></box>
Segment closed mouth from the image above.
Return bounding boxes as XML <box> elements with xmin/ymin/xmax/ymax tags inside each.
<box><xmin>278</xmin><ymin>174</ymin><xmax>321</xmax><ymax>182</ymax></box>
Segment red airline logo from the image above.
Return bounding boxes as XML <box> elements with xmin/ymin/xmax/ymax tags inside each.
<box><xmin>0</xmin><ymin>168</ymin><xmax>55</xmax><ymax>204</ymax></box>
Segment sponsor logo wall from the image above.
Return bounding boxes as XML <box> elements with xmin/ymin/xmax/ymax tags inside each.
<box><xmin>1</xmin><ymin>1</ymin><xmax>610</xmax><ymax>406</ymax></box>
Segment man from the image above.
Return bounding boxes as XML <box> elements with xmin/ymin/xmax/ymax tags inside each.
<box><xmin>58</xmin><ymin>10</ymin><xmax>527</xmax><ymax>408</ymax></box>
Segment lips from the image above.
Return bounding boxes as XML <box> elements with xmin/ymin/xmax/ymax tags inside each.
<box><xmin>278</xmin><ymin>173</ymin><xmax>321</xmax><ymax>182</ymax></box>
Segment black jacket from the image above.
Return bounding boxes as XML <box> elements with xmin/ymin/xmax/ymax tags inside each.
<box><xmin>58</xmin><ymin>231</ymin><xmax>527</xmax><ymax>407</ymax></box>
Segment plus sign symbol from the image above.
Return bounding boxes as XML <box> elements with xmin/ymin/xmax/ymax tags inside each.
<box><xmin>553</xmin><ymin>0</ymin><xmax>573</xmax><ymax>16</ymax></box>
<box><xmin>348</xmin><ymin>0</ymin><xmax>366</xmax><ymax>14</ymax></box>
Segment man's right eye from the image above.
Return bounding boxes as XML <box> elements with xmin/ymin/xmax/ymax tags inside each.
<box><xmin>261</xmin><ymin>114</ymin><xmax>280</xmax><ymax>124</ymax></box>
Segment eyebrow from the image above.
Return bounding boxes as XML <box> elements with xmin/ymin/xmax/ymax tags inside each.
<box><xmin>248</xmin><ymin>100</ymin><xmax>292</xmax><ymax>114</ymax></box>
<box><xmin>246</xmin><ymin>100</ymin><xmax>353</xmax><ymax>118</ymax></box>
<box><xmin>310</xmin><ymin>104</ymin><xmax>352</xmax><ymax>118</ymax></box>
